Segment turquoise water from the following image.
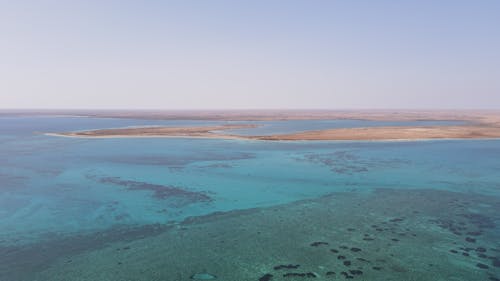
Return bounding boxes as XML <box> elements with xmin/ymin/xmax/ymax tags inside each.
<box><xmin>1</xmin><ymin>117</ymin><xmax>499</xmax><ymax>280</ymax></box>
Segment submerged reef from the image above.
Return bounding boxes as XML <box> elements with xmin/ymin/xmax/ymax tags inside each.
<box><xmin>296</xmin><ymin>151</ymin><xmax>410</xmax><ymax>175</ymax></box>
<box><xmin>310</xmin><ymin>242</ymin><xmax>329</xmax><ymax>247</ymax></box>
<box><xmin>274</xmin><ymin>264</ymin><xmax>300</xmax><ymax>270</ymax></box>
<box><xmin>7</xmin><ymin>188</ymin><xmax>500</xmax><ymax>281</ymax></box>
<box><xmin>258</xmin><ymin>274</ymin><xmax>273</xmax><ymax>281</ymax></box>
<box><xmin>102</xmin><ymin>152</ymin><xmax>255</xmax><ymax>168</ymax></box>
<box><xmin>282</xmin><ymin>272</ymin><xmax>317</xmax><ymax>278</ymax></box>
<box><xmin>86</xmin><ymin>174</ymin><xmax>212</xmax><ymax>206</ymax></box>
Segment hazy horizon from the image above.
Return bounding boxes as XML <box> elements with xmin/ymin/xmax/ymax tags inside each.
<box><xmin>6</xmin><ymin>107</ymin><xmax>500</xmax><ymax>111</ymax></box>
<box><xmin>1</xmin><ymin>1</ymin><xmax>499</xmax><ymax>109</ymax></box>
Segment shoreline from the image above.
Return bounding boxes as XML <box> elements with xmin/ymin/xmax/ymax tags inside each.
<box><xmin>44</xmin><ymin>132</ymin><xmax>250</xmax><ymax>140</ymax></box>
<box><xmin>41</xmin><ymin>110</ymin><xmax>500</xmax><ymax>142</ymax></box>
<box><xmin>44</xmin><ymin>132</ymin><xmax>500</xmax><ymax>143</ymax></box>
<box><xmin>45</xmin><ymin>125</ymin><xmax>500</xmax><ymax>142</ymax></box>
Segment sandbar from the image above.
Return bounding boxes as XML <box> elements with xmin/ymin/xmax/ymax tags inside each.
<box><xmin>41</xmin><ymin>110</ymin><xmax>500</xmax><ymax>141</ymax></box>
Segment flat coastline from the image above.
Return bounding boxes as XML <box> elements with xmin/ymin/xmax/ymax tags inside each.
<box><xmin>48</xmin><ymin>124</ymin><xmax>255</xmax><ymax>140</ymax></box>
<box><xmin>4</xmin><ymin>108</ymin><xmax>500</xmax><ymax>122</ymax></box>
<box><xmin>39</xmin><ymin>110</ymin><xmax>500</xmax><ymax>141</ymax></box>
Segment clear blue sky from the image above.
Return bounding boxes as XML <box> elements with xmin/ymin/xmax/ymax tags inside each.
<box><xmin>1</xmin><ymin>0</ymin><xmax>499</xmax><ymax>109</ymax></box>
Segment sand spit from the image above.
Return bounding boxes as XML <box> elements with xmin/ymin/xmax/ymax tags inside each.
<box><xmin>47</xmin><ymin>124</ymin><xmax>255</xmax><ymax>140</ymax></box>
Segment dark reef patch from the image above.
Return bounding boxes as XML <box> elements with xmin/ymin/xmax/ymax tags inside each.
<box><xmin>492</xmin><ymin>258</ymin><xmax>500</xmax><ymax>267</ymax></box>
<box><xmin>274</xmin><ymin>264</ymin><xmax>300</xmax><ymax>270</ymax></box>
<box><xmin>476</xmin><ymin>247</ymin><xmax>487</xmax><ymax>253</ymax></box>
<box><xmin>86</xmin><ymin>175</ymin><xmax>212</xmax><ymax>206</ymax></box>
<box><xmin>349</xmin><ymin>270</ymin><xmax>363</xmax><ymax>275</ymax></box>
<box><xmin>340</xmin><ymin>271</ymin><xmax>354</xmax><ymax>279</ymax></box>
<box><xmin>259</xmin><ymin>273</ymin><xmax>273</xmax><ymax>281</ymax></box>
<box><xmin>476</xmin><ymin>263</ymin><xmax>489</xmax><ymax>269</ymax></box>
<box><xmin>297</xmin><ymin>151</ymin><xmax>410</xmax><ymax>175</ymax></box>
<box><xmin>465</xmin><ymin>237</ymin><xmax>476</xmax><ymax>243</ymax></box>
<box><xmin>100</xmin><ymin>152</ymin><xmax>255</xmax><ymax>168</ymax></box>
<box><xmin>461</xmin><ymin>213</ymin><xmax>496</xmax><ymax>230</ymax></box>
<box><xmin>283</xmin><ymin>272</ymin><xmax>316</xmax><ymax>278</ymax></box>
<box><xmin>310</xmin><ymin>241</ymin><xmax>329</xmax><ymax>247</ymax></box>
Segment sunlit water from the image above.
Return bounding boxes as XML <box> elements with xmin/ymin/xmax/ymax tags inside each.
<box><xmin>0</xmin><ymin>117</ymin><xmax>499</xmax><ymax>281</ymax></box>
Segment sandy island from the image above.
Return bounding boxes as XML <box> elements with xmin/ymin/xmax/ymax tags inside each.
<box><xmin>47</xmin><ymin>124</ymin><xmax>257</xmax><ymax>140</ymax></box>
<box><xmin>42</xmin><ymin>110</ymin><xmax>500</xmax><ymax>142</ymax></box>
<box><xmin>254</xmin><ymin>126</ymin><xmax>500</xmax><ymax>141</ymax></box>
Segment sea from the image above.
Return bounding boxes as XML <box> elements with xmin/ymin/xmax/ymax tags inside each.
<box><xmin>0</xmin><ymin>116</ymin><xmax>499</xmax><ymax>281</ymax></box>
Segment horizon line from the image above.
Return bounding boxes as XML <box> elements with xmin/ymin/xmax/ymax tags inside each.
<box><xmin>1</xmin><ymin>108</ymin><xmax>500</xmax><ymax>111</ymax></box>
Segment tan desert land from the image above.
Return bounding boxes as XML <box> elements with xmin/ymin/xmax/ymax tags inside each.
<box><xmin>255</xmin><ymin>125</ymin><xmax>500</xmax><ymax>141</ymax></box>
<box><xmin>39</xmin><ymin>110</ymin><xmax>500</xmax><ymax>141</ymax></box>
<box><xmin>5</xmin><ymin>109</ymin><xmax>500</xmax><ymax>122</ymax></box>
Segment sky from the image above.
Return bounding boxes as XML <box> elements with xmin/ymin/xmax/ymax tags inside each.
<box><xmin>1</xmin><ymin>0</ymin><xmax>499</xmax><ymax>109</ymax></box>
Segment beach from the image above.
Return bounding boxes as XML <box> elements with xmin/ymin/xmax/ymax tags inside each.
<box><xmin>43</xmin><ymin>110</ymin><xmax>500</xmax><ymax>141</ymax></box>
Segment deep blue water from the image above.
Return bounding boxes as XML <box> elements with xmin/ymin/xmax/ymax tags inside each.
<box><xmin>0</xmin><ymin>116</ymin><xmax>498</xmax><ymax>247</ymax></box>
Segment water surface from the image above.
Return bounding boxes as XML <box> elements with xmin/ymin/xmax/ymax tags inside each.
<box><xmin>0</xmin><ymin>116</ymin><xmax>498</xmax><ymax>281</ymax></box>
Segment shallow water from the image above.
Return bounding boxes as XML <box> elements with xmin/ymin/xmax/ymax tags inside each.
<box><xmin>0</xmin><ymin>117</ymin><xmax>499</xmax><ymax>281</ymax></box>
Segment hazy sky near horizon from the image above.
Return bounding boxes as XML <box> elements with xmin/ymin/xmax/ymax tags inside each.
<box><xmin>1</xmin><ymin>1</ymin><xmax>499</xmax><ymax>109</ymax></box>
